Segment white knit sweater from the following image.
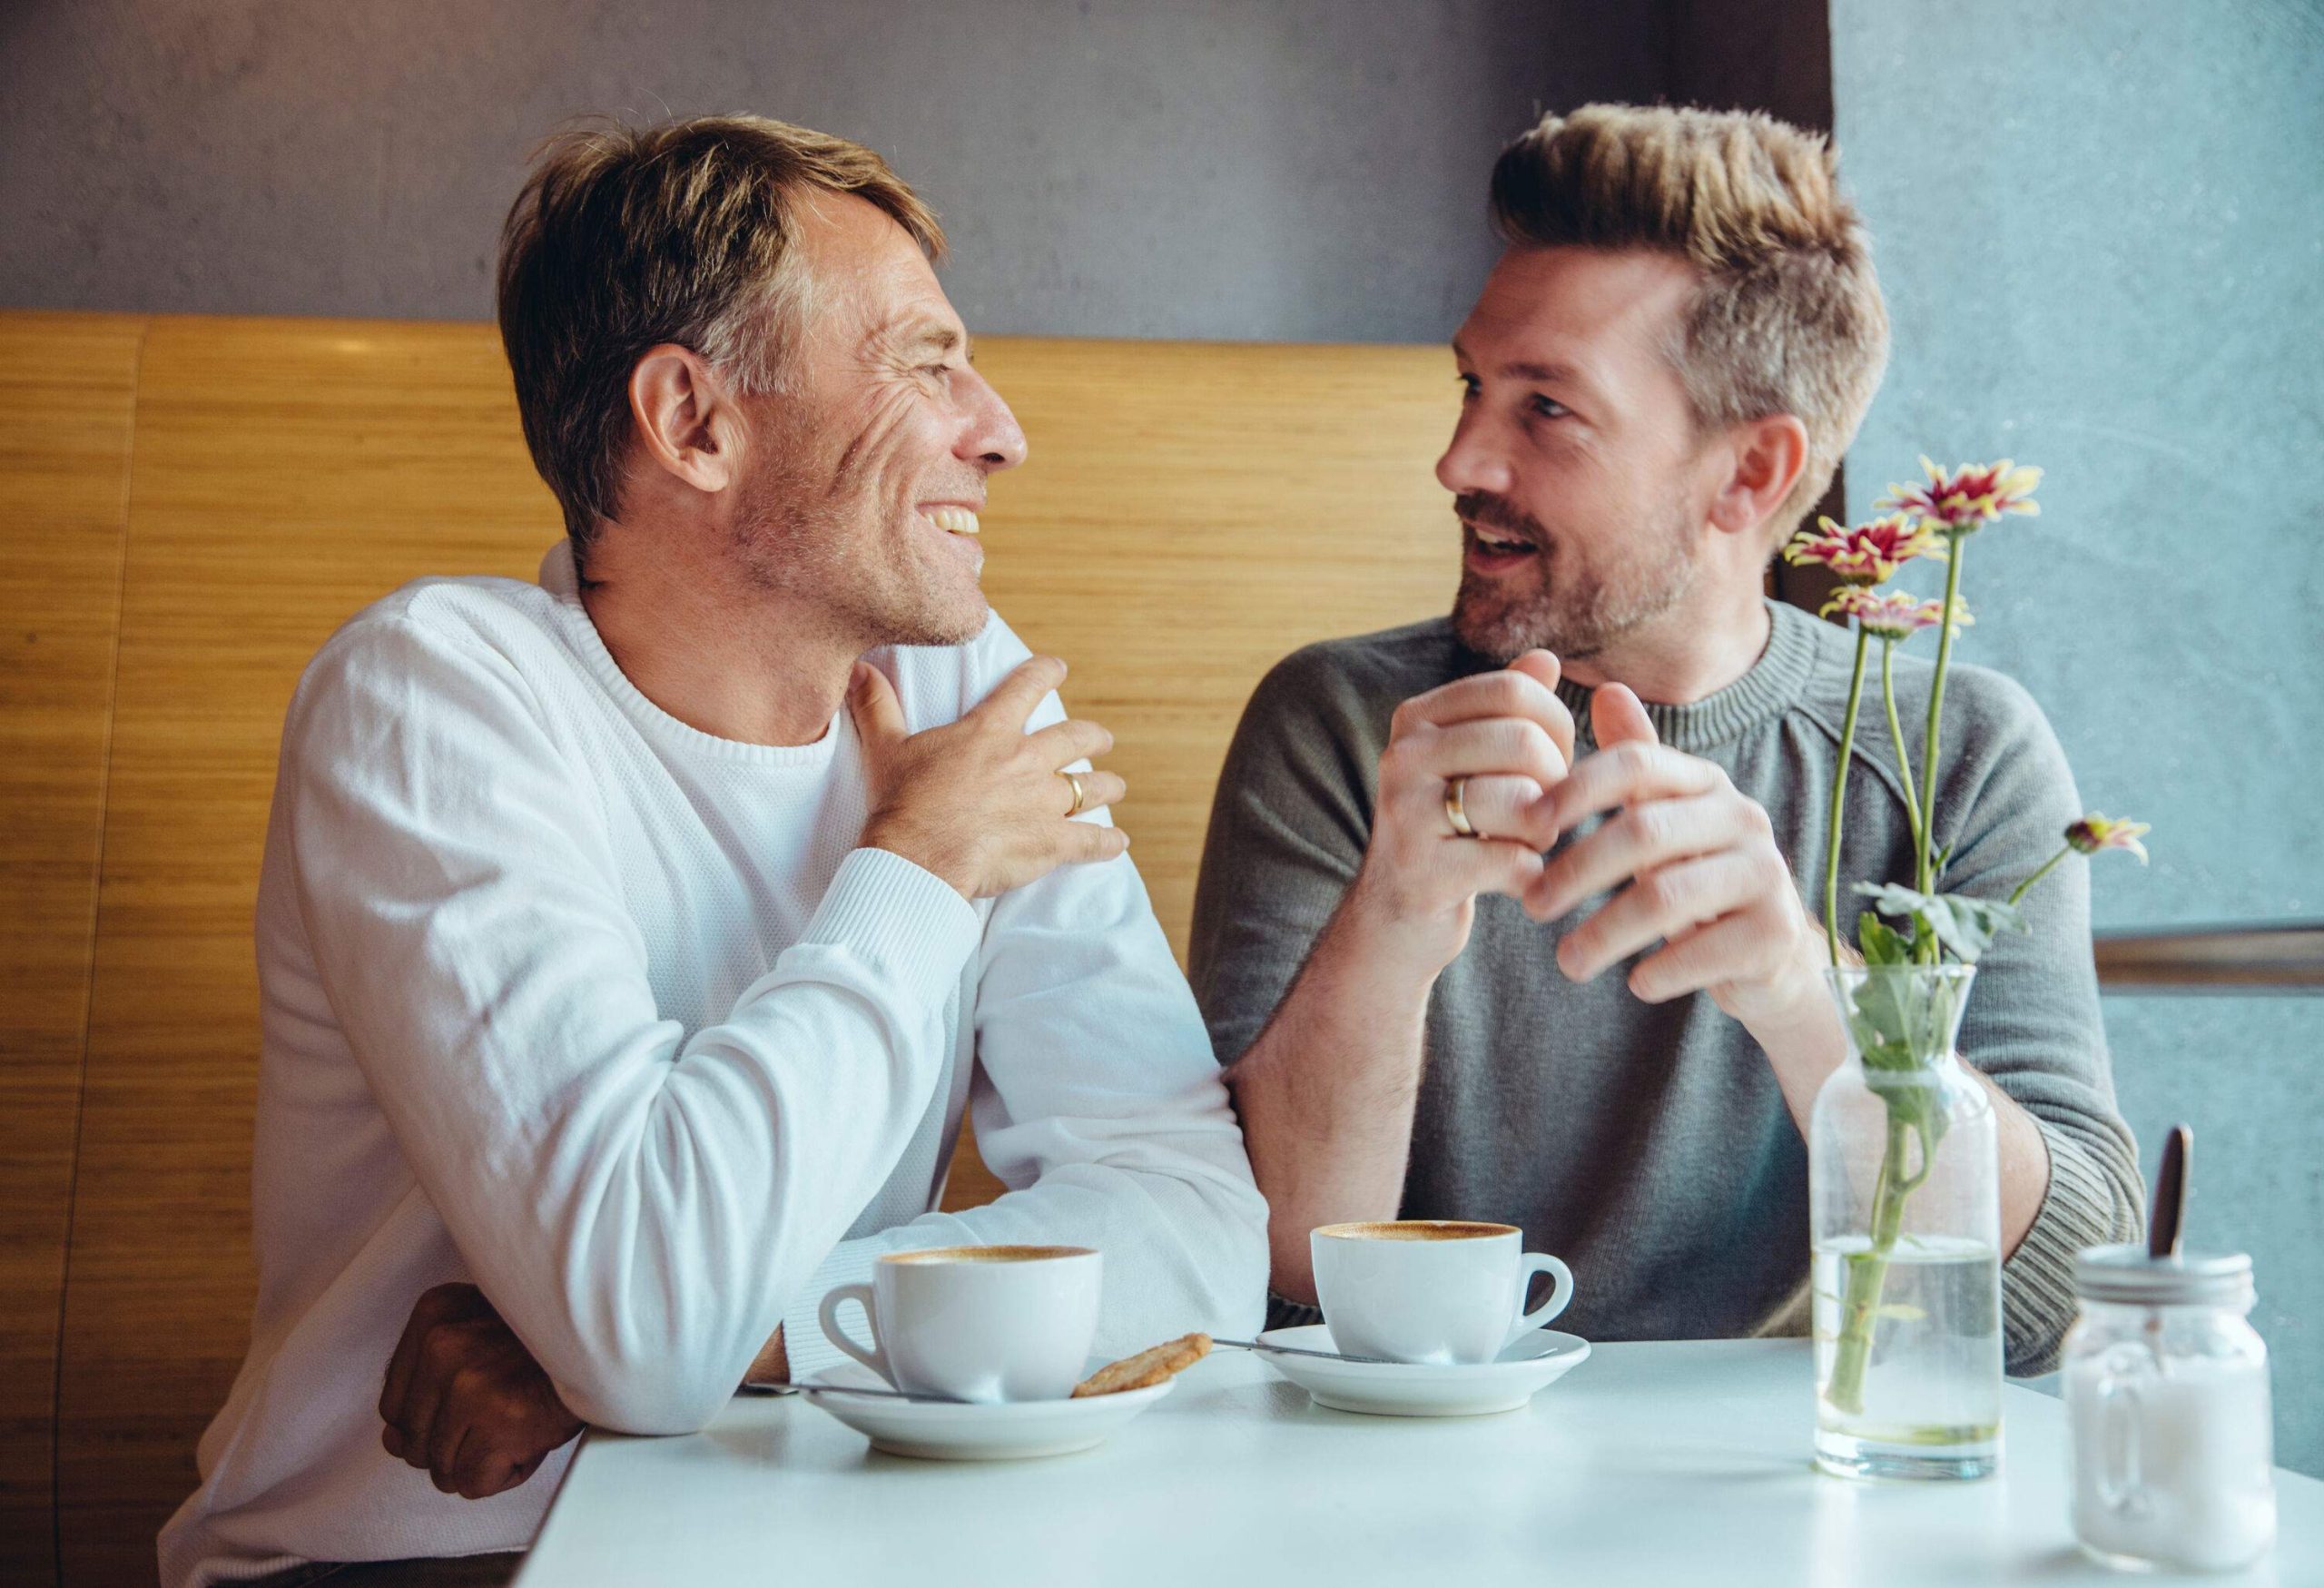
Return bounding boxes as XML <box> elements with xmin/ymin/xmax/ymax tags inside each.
<box><xmin>161</xmin><ymin>543</ymin><xmax>1267</xmax><ymax>1586</ymax></box>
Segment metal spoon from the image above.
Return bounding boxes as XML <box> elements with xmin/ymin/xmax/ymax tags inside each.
<box><xmin>748</xmin><ymin>1337</ymin><xmax>1405</xmax><ymax>1402</ymax></box>
<box><xmin>1214</xmin><ymin>1337</ymin><xmax>1403</xmax><ymax>1366</ymax></box>
<box><xmin>2149</xmin><ymin>1123</ymin><xmax>2191</xmax><ymax>1260</ymax></box>
<box><xmin>741</xmin><ymin>1380</ymin><xmax>966</xmax><ymax>1404</ymax></box>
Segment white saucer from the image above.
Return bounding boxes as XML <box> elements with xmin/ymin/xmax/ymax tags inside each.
<box><xmin>796</xmin><ymin>1358</ymin><xmax>1176</xmax><ymax>1460</ymax></box>
<box><xmin>1254</xmin><ymin>1324</ymin><xmax>1590</xmax><ymax>1417</ymax></box>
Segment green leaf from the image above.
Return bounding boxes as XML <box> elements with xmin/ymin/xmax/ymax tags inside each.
<box><xmin>1856</xmin><ymin>912</ymin><xmax>1913</xmax><ymax>966</ymax></box>
<box><xmin>1854</xmin><ymin>883</ymin><xmax>2027</xmax><ymax>964</ymax></box>
<box><xmin>1842</xmin><ymin>964</ymin><xmax>1925</xmax><ymax>1075</ymax></box>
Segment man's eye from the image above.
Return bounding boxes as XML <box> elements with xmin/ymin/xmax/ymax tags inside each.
<box><xmin>1457</xmin><ymin>375</ymin><xmax>1480</xmax><ymax>400</ymax></box>
<box><xmin>1529</xmin><ymin>394</ymin><xmax>1571</xmax><ymax>419</ymax></box>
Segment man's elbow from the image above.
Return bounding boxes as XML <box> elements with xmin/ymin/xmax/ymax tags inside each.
<box><xmin>1189</xmin><ymin>1173</ymin><xmax>1273</xmax><ymax>1335</ymax></box>
<box><xmin>1105</xmin><ymin>1156</ymin><xmax>1271</xmax><ymax>1337</ymax></box>
<box><xmin>1216</xmin><ymin>1242</ymin><xmax>1271</xmax><ymax>1337</ymax></box>
<box><xmin>552</xmin><ymin>1356</ymin><xmax>736</xmax><ymax>1437</ymax></box>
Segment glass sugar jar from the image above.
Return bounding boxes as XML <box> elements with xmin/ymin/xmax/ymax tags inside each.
<box><xmin>2063</xmin><ymin>1245</ymin><xmax>2275</xmax><ymax>1573</ymax></box>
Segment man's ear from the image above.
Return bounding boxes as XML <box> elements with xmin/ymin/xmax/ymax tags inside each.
<box><xmin>1708</xmin><ymin>412</ymin><xmax>1809</xmax><ymax>540</ymax></box>
<box><xmin>626</xmin><ymin>344</ymin><xmax>747</xmax><ymax>496</ymax></box>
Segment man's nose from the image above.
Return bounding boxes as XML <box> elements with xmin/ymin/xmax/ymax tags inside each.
<box><xmin>1435</xmin><ymin>414</ymin><xmax>1512</xmax><ymax>498</ymax></box>
<box><xmin>958</xmin><ymin>369</ymin><xmax>1029</xmax><ymax>473</ymax></box>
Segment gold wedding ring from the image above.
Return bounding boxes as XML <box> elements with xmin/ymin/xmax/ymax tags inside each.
<box><xmin>1061</xmin><ymin>769</ymin><xmax>1088</xmax><ymax>818</ymax></box>
<box><xmin>1443</xmin><ymin>775</ymin><xmax>1478</xmax><ymax>839</ymax></box>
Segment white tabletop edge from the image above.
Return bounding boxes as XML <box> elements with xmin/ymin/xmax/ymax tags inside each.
<box><xmin>519</xmin><ymin>1339</ymin><xmax>2321</xmax><ymax>1588</ymax></box>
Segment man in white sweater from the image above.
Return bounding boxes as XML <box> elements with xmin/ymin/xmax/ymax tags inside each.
<box><xmin>160</xmin><ymin>116</ymin><xmax>1268</xmax><ymax>1588</ymax></box>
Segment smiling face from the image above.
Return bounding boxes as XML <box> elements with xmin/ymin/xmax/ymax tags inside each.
<box><xmin>1439</xmin><ymin>245</ymin><xmax>1727</xmax><ymax>665</ymax></box>
<box><xmin>730</xmin><ymin>192</ymin><xmax>1027</xmax><ymax>649</ymax></box>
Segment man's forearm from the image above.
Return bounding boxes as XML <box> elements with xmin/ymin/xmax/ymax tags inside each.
<box><xmin>1973</xmin><ymin>1070</ymin><xmax>2051</xmax><ymax>1258</ymax></box>
<box><xmin>1225</xmin><ymin>889</ymin><xmax>1442</xmax><ymax>1305</ymax></box>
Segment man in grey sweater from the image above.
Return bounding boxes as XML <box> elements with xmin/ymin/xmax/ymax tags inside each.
<box><xmin>1192</xmin><ymin>104</ymin><xmax>2142</xmax><ymax>1373</ymax></box>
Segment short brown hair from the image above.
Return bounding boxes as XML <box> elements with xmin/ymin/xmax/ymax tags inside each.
<box><xmin>497</xmin><ymin>115</ymin><xmax>945</xmax><ymax>561</ymax></box>
<box><xmin>1490</xmin><ymin>104</ymin><xmax>1888</xmax><ymax>539</ymax></box>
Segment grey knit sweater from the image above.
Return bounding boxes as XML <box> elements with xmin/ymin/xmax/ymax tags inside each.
<box><xmin>1188</xmin><ymin>599</ymin><xmax>2142</xmax><ymax>1375</ymax></box>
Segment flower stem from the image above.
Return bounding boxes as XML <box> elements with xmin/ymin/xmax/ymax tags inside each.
<box><xmin>1916</xmin><ymin>536</ymin><xmax>1968</xmax><ymax>953</ymax></box>
<box><xmin>1827</xmin><ymin>1111</ymin><xmax>1915</xmax><ymax>1415</ymax></box>
<box><xmin>2008</xmin><ymin>843</ymin><xmax>2073</xmax><ymax>909</ymax></box>
<box><xmin>1880</xmin><ymin>638</ymin><xmax>1924</xmax><ymax>863</ymax></box>
<box><xmin>1826</xmin><ymin>626</ymin><xmax>1870</xmax><ymax>964</ymax></box>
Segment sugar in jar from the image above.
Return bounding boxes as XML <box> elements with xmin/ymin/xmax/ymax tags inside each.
<box><xmin>2064</xmin><ymin>1246</ymin><xmax>2274</xmax><ymax>1573</ymax></box>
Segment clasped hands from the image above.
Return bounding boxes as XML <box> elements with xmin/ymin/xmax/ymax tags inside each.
<box><xmin>1352</xmin><ymin>649</ymin><xmax>1821</xmax><ymax>1027</ymax></box>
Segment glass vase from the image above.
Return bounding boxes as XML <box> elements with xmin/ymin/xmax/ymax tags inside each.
<box><xmin>1810</xmin><ymin>963</ymin><xmax>2003</xmax><ymax>1480</ymax></box>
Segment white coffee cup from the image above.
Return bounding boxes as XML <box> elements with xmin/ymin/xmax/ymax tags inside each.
<box><xmin>1311</xmin><ymin>1220</ymin><xmax>1573</xmax><ymax>1366</ymax></box>
<box><xmin>817</xmin><ymin>1244</ymin><xmax>1102</xmax><ymax>1403</ymax></box>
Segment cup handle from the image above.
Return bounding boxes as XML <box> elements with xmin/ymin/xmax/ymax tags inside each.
<box><xmin>1510</xmin><ymin>1253</ymin><xmax>1575</xmax><ymax>1341</ymax></box>
<box><xmin>816</xmin><ymin>1283</ymin><xmax>892</xmax><ymax>1386</ymax></box>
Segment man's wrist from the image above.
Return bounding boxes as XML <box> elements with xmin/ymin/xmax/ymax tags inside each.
<box><xmin>1334</xmin><ymin>873</ymin><xmax>1462</xmax><ymax>995</ymax></box>
<box><xmin>1738</xmin><ymin>937</ymin><xmax>1848</xmax><ymax>1081</ymax></box>
<box><xmin>861</xmin><ymin>822</ymin><xmax>972</xmax><ymax>901</ymax></box>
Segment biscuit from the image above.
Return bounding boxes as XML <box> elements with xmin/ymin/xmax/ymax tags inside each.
<box><xmin>1071</xmin><ymin>1332</ymin><xmax>1212</xmax><ymax>1396</ymax></box>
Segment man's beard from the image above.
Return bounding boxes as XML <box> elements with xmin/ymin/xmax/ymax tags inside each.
<box><xmin>1449</xmin><ymin>487</ymin><xmax>1702</xmax><ymax>664</ymax></box>
<box><xmin>727</xmin><ymin>460</ymin><xmax>987</xmax><ymax>651</ymax></box>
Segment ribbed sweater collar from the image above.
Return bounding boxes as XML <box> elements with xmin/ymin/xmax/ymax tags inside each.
<box><xmin>1551</xmin><ymin>598</ymin><xmax>1824</xmax><ymax>755</ymax></box>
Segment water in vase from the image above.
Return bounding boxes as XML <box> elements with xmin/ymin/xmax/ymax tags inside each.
<box><xmin>1812</xmin><ymin>1233</ymin><xmax>2003</xmax><ymax>1480</ymax></box>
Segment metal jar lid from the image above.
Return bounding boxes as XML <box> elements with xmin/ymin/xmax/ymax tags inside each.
<box><xmin>2074</xmin><ymin>1243</ymin><xmax>2254</xmax><ymax>1307</ymax></box>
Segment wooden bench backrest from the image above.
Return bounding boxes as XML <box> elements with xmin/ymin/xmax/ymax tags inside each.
<box><xmin>0</xmin><ymin>310</ymin><xmax>1458</xmax><ymax>1583</ymax></box>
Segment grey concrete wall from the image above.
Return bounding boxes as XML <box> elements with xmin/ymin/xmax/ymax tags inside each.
<box><xmin>0</xmin><ymin>0</ymin><xmax>1665</xmax><ymax>342</ymax></box>
<box><xmin>1833</xmin><ymin>0</ymin><xmax>2324</xmax><ymax>1475</ymax></box>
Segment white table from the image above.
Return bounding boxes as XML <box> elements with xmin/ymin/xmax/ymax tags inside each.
<box><xmin>520</xmin><ymin>1340</ymin><xmax>2323</xmax><ymax>1585</ymax></box>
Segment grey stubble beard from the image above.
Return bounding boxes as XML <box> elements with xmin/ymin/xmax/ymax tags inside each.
<box><xmin>727</xmin><ymin>459</ymin><xmax>986</xmax><ymax>653</ymax></box>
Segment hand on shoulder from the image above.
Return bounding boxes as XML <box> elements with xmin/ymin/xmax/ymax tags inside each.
<box><xmin>852</xmin><ymin>656</ymin><xmax>1129</xmax><ymax>899</ymax></box>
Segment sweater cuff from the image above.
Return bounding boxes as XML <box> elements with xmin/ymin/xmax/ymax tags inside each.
<box><xmin>1264</xmin><ymin>1292</ymin><xmax>1324</xmax><ymax>1335</ymax></box>
<box><xmin>793</xmin><ymin>846</ymin><xmax>980</xmax><ymax>1006</ymax></box>
<box><xmin>2002</xmin><ymin>1121</ymin><xmax>2127</xmax><ymax>1374</ymax></box>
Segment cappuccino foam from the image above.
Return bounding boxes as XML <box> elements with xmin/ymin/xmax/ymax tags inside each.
<box><xmin>1314</xmin><ymin>1220</ymin><xmax>1515</xmax><ymax>1243</ymax></box>
<box><xmin>882</xmin><ymin>1244</ymin><xmax>1094</xmax><ymax>1266</ymax></box>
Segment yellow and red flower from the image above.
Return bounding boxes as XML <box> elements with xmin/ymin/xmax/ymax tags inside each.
<box><xmin>1822</xmin><ymin>586</ymin><xmax>1974</xmax><ymax>640</ymax></box>
<box><xmin>2066</xmin><ymin>814</ymin><xmax>2151</xmax><ymax>863</ymax></box>
<box><xmin>1782</xmin><ymin>512</ymin><xmax>1946</xmax><ymax>585</ymax></box>
<box><xmin>1880</xmin><ymin>457</ymin><xmax>2043</xmax><ymax>535</ymax></box>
